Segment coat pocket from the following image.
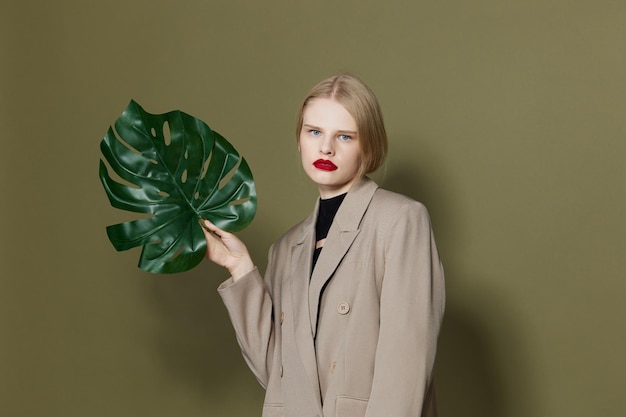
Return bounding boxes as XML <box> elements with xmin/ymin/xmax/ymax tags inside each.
<box><xmin>335</xmin><ymin>396</ymin><xmax>368</xmax><ymax>417</ymax></box>
<box><xmin>262</xmin><ymin>403</ymin><xmax>284</xmax><ymax>417</ymax></box>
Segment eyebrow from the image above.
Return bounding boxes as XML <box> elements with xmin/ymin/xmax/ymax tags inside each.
<box><xmin>303</xmin><ymin>124</ymin><xmax>358</xmax><ymax>135</ymax></box>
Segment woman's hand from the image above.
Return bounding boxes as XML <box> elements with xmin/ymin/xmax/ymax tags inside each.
<box><xmin>198</xmin><ymin>218</ymin><xmax>255</xmax><ymax>281</ymax></box>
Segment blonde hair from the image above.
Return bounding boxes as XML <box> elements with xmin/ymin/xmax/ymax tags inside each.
<box><xmin>296</xmin><ymin>74</ymin><xmax>388</xmax><ymax>177</ymax></box>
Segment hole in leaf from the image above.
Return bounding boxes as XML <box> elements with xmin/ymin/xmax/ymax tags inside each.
<box><xmin>158</xmin><ymin>191</ymin><xmax>170</xmax><ymax>198</ymax></box>
<box><xmin>151</xmin><ymin>127</ymin><xmax>157</xmax><ymax>138</ymax></box>
<box><xmin>219</xmin><ymin>156</ymin><xmax>241</xmax><ymax>190</ymax></box>
<box><xmin>194</xmin><ymin>191</ymin><xmax>200</xmax><ymax>199</ymax></box>
<box><xmin>200</xmin><ymin>154</ymin><xmax>212</xmax><ymax>180</ymax></box>
<box><xmin>148</xmin><ymin>159</ymin><xmax>158</xmax><ymax>164</ymax></box>
<box><xmin>112</xmin><ymin>126</ymin><xmax>141</xmax><ymax>155</ymax></box>
<box><xmin>184</xmin><ymin>149</ymin><xmax>188</xmax><ymax>159</ymax></box>
<box><xmin>181</xmin><ymin>169</ymin><xmax>188</xmax><ymax>183</ymax></box>
<box><xmin>163</xmin><ymin>121</ymin><xmax>171</xmax><ymax>146</ymax></box>
<box><xmin>100</xmin><ymin>158</ymin><xmax>141</xmax><ymax>190</ymax></box>
<box><xmin>229</xmin><ymin>196</ymin><xmax>251</xmax><ymax>206</ymax></box>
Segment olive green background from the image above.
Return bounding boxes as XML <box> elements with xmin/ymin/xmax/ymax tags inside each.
<box><xmin>1</xmin><ymin>0</ymin><xmax>624</xmax><ymax>416</ymax></box>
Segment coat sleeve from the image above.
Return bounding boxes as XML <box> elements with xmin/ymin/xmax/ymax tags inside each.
<box><xmin>365</xmin><ymin>201</ymin><xmax>445</xmax><ymax>417</ymax></box>
<box><xmin>217</xmin><ymin>245</ymin><xmax>279</xmax><ymax>389</ymax></box>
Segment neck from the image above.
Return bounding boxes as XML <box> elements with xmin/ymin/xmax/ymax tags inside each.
<box><xmin>317</xmin><ymin>177</ymin><xmax>363</xmax><ymax>199</ymax></box>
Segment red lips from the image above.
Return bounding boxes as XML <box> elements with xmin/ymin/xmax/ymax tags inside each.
<box><xmin>313</xmin><ymin>159</ymin><xmax>338</xmax><ymax>171</ymax></box>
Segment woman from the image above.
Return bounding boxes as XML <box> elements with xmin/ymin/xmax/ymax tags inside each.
<box><xmin>200</xmin><ymin>74</ymin><xmax>445</xmax><ymax>417</ymax></box>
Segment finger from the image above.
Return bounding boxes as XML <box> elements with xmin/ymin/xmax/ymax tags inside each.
<box><xmin>197</xmin><ymin>217</ymin><xmax>213</xmax><ymax>233</ymax></box>
<box><xmin>198</xmin><ymin>217</ymin><xmax>229</xmax><ymax>239</ymax></box>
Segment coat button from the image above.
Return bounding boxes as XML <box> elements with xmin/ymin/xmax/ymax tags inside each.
<box><xmin>280</xmin><ymin>311</ymin><xmax>284</xmax><ymax>325</ymax></box>
<box><xmin>337</xmin><ymin>301</ymin><xmax>350</xmax><ymax>315</ymax></box>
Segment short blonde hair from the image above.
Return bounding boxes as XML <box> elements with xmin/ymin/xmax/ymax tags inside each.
<box><xmin>296</xmin><ymin>74</ymin><xmax>388</xmax><ymax>177</ymax></box>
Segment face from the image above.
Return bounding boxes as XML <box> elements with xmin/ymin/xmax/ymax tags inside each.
<box><xmin>298</xmin><ymin>98</ymin><xmax>362</xmax><ymax>199</ymax></box>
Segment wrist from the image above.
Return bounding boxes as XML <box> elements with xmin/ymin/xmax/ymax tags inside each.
<box><xmin>229</xmin><ymin>257</ymin><xmax>255</xmax><ymax>281</ymax></box>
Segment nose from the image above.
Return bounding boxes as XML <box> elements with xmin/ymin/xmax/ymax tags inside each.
<box><xmin>320</xmin><ymin>135</ymin><xmax>334</xmax><ymax>155</ymax></box>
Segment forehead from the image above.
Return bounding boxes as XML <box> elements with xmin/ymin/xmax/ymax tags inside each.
<box><xmin>302</xmin><ymin>98</ymin><xmax>357</xmax><ymax>130</ymax></box>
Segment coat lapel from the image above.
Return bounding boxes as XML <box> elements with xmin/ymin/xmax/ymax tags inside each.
<box><xmin>286</xmin><ymin>177</ymin><xmax>379</xmax><ymax>405</ymax></box>
<box><xmin>309</xmin><ymin>177</ymin><xmax>379</xmax><ymax>337</ymax></box>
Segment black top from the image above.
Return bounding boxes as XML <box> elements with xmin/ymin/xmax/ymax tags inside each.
<box><xmin>312</xmin><ymin>193</ymin><xmax>347</xmax><ymax>271</ymax></box>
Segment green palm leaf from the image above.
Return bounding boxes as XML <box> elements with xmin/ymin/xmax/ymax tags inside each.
<box><xmin>99</xmin><ymin>100</ymin><xmax>256</xmax><ymax>274</ymax></box>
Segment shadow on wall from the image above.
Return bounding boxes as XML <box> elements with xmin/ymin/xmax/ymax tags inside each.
<box><xmin>381</xmin><ymin>162</ymin><xmax>517</xmax><ymax>417</ymax></box>
<box><xmin>436</xmin><ymin>296</ymin><xmax>505</xmax><ymax>417</ymax></box>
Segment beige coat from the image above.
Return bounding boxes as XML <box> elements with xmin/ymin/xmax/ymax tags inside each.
<box><xmin>218</xmin><ymin>177</ymin><xmax>445</xmax><ymax>417</ymax></box>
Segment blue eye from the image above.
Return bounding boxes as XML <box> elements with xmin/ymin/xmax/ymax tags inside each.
<box><xmin>338</xmin><ymin>134</ymin><xmax>352</xmax><ymax>141</ymax></box>
<box><xmin>309</xmin><ymin>129</ymin><xmax>321</xmax><ymax>136</ymax></box>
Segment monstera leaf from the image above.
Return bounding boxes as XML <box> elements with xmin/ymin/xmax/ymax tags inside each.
<box><xmin>99</xmin><ymin>100</ymin><xmax>256</xmax><ymax>274</ymax></box>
